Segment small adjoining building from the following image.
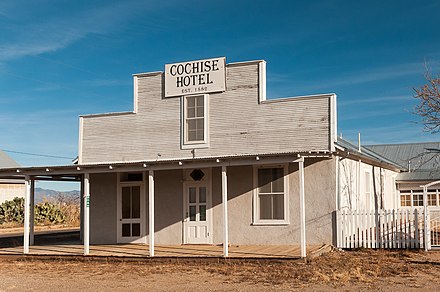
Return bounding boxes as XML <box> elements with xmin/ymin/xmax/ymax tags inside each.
<box><xmin>367</xmin><ymin>142</ymin><xmax>440</xmax><ymax>209</ymax></box>
<box><xmin>0</xmin><ymin>149</ymin><xmax>24</xmax><ymax>203</ymax></box>
<box><xmin>0</xmin><ymin>57</ymin><xmax>438</xmax><ymax>257</ymax></box>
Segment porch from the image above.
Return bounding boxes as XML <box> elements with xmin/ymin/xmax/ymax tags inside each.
<box><xmin>0</xmin><ymin>242</ymin><xmax>323</xmax><ymax>258</ymax></box>
<box><xmin>0</xmin><ymin>153</ymin><xmax>338</xmax><ymax>258</ymax></box>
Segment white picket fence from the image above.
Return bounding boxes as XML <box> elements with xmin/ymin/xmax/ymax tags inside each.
<box><xmin>337</xmin><ymin>209</ymin><xmax>429</xmax><ymax>249</ymax></box>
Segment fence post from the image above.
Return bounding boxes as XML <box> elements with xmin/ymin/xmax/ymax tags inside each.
<box><xmin>415</xmin><ymin>209</ymin><xmax>420</xmax><ymax>249</ymax></box>
<box><xmin>427</xmin><ymin>209</ymin><xmax>431</xmax><ymax>250</ymax></box>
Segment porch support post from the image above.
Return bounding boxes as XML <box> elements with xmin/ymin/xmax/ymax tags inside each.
<box><xmin>30</xmin><ymin>178</ymin><xmax>35</xmax><ymax>246</ymax></box>
<box><xmin>83</xmin><ymin>173</ymin><xmax>90</xmax><ymax>256</ymax></box>
<box><xmin>80</xmin><ymin>176</ymin><xmax>84</xmax><ymax>242</ymax></box>
<box><xmin>23</xmin><ymin>175</ymin><xmax>31</xmax><ymax>254</ymax></box>
<box><xmin>149</xmin><ymin>170</ymin><xmax>155</xmax><ymax>257</ymax></box>
<box><xmin>298</xmin><ymin>157</ymin><xmax>307</xmax><ymax>258</ymax></box>
<box><xmin>423</xmin><ymin>186</ymin><xmax>429</xmax><ymax>251</ymax></box>
<box><xmin>222</xmin><ymin>166</ymin><xmax>229</xmax><ymax>257</ymax></box>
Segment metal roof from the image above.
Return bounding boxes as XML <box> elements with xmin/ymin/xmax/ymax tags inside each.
<box><xmin>366</xmin><ymin>142</ymin><xmax>440</xmax><ymax>171</ymax></box>
<box><xmin>0</xmin><ymin>150</ymin><xmax>19</xmax><ymax>168</ymax></box>
<box><xmin>396</xmin><ymin>170</ymin><xmax>440</xmax><ymax>182</ymax></box>
<box><xmin>335</xmin><ymin>138</ymin><xmax>404</xmax><ymax>171</ymax></box>
<box><xmin>0</xmin><ymin>150</ymin><xmax>333</xmax><ymax>179</ymax></box>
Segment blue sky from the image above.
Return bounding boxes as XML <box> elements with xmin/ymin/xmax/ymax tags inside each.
<box><xmin>0</xmin><ymin>0</ymin><xmax>439</xmax><ymax>190</ymax></box>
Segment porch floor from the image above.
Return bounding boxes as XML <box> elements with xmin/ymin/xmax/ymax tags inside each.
<box><xmin>0</xmin><ymin>243</ymin><xmax>322</xmax><ymax>258</ymax></box>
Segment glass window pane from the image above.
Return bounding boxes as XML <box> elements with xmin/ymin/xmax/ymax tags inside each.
<box><xmin>199</xmin><ymin>187</ymin><xmax>206</xmax><ymax>203</ymax></box>
<box><xmin>196</xmin><ymin>96</ymin><xmax>204</xmax><ymax>107</ymax></box>
<box><xmin>189</xmin><ymin>187</ymin><xmax>196</xmax><ymax>203</ymax></box>
<box><xmin>187</xmin><ymin>119</ymin><xmax>196</xmax><ymax>131</ymax></box>
<box><xmin>187</xmin><ymin>107</ymin><xmax>196</xmax><ymax>118</ymax></box>
<box><xmin>273</xmin><ymin>194</ymin><xmax>284</xmax><ymax>219</ymax></box>
<box><xmin>413</xmin><ymin>194</ymin><xmax>423</xmax><ymax>206</ymax></box>
<box><xmin>196</xmin><ymin>119</ymin><xmax>204</xmax><ymax>131</ymax></box>
<box><xmin>199</xmin><ymin>205</ymin><xmax>206</xmax><ymax>221</ymax></box>
<box><xmin>187</xmin><ymin>97</ymin><xmax>195</xmax><ymax>107</ymax></box>
<box><xmin>365</xmin><ymin>172</ymin><xmax>371</xmax><ymax>193</ymax></box>
<box><xmin>400</xmin><ymin>194</ymin><xmax>411</xmax><ymax>206</ymax></box>
<box><xmin>132</xmin><ymin>223</ymin><xmax>140</xmax><ymax>237</ymax></box>
<box><xmin>428</xmin><ymin>194</ymin><xmax>437</xmax><ymax>206</ymax></box>
<box><xmin>188</xmin><ymin>130</ymin><xmax>197</xmax><ymax>141</ymax></box>
<box><xmin>272</xmin><ymin>168</ymin><xmax>284</xmax><ymax>192</ymax></box>
<box><xmin>132</xmin><ymin>186</ymin><xmax>140</xmax><ymax>219</ymax></box>
<box><xmin>196</xmin><ymin>106</ymin><xmax>204</xmax><ymax>117</ymax></box>
<box><xmin>259</xmin><ymin>195</ymin><xmax>272</xmax><ymax>220</ymax></box>
<box><xmin>258</xmin><ymin>169</ymin><xmax>272</xmax><ymax>193</ymax></box>
<box><xmin>122</xmin><ymin>187</ymin><xmax>131</xmax><ymax>219</ymax></box>
<box><xmin>189</xmin><ymin>206</ymin><xmax>196</xmax><ymax>221</ymax></box>
<box><xmin>196</xmin><ymin>129</ymin><xmax>204</xmax><ymax>141</ymax></box>
<box><xmin>122</xmin><ymin>224</ymin><xmax>130</xmax><ymax>237</ymax></box>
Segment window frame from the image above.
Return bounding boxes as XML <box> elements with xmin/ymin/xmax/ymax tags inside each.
<box><xmin>252</xmin><ymin>164</ymin><xmax>289</xmax><ymax>225</ymax></box>
<box><xmin>181</xmin><ymin>94</ymin><xmax>209</xmax><ymax>149</ymax></box>
<box><xmin>399</xmin><ymin>188</ymin><xmax>440</xmax><ymax>208</ymax></box>
<box><xmin>364</xmin><ymin>169</ymin><xmax>372</xmax><ymax>209</ymax></box>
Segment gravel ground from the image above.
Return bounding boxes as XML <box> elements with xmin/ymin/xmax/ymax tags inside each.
<box><xmin>0</xmin><ymin>249</ymin><xmax>439</xmax><ymax>291</ymax></box>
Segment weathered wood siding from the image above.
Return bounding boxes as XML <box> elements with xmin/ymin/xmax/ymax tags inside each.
<box><xmin>80</xmin><ymin>62</ymin><xmax>334</xmax><ymax>164</ymax></box>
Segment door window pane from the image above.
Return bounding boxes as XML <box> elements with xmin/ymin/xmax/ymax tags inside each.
<box><xmin>132</xmin><ymin>186</ymin><xmax>140</xmax><ymax>219</ymax></box>
<box><xmin>199</xmin><ymin>187</ymin><xmax>206</xmax><ymax>203</ymax></box>
<box><xmin>199</xmin><ymin>205</ymin><xmax>206</xmax><ymax>221</ymax></box>
<box><xmin>122</xmin><ymin>187</ymin><xmax>131</xmax><ymax>219</ymax></box>
<box><xmin>122</xmin><ymin>224</ymin><xmax>131</xmax><ymax>237</ymax></box>
<box><xmin>132</xmin><ymin>223</ymin><xmax>140</xmax><ymax>237</ymax></box>
<box><xmin>189</xmin><ymin>206</ymin><xmax>196</xmax><ymax>221</ymax></box>
<box><xmin>189</xmin><ymin>187</ymin><xmax>196</xmax><ymax>203</ymax></box>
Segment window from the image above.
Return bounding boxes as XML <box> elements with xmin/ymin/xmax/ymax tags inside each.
<box><xmin>400</xmin><ymin>194</ymin><xmax>411</xmax><ymax>207</ymax></box>
<box><xmin>428</xmin><ymin>193</ymin><xmax>437</xmax><ymax>206</ymax></box>
<box><xmin>364</xmin><ymin>170</ymin><xmax>372</xmax><ymax>209</ymax></box>
<box><xmin>253</xmin><ymin>166</ymin><xmax>289</xmax><ymax>224</ymax></box>
<box><xmin>413</xmin><ymin>193</ymin><xmax>423</xmax><ymax>206</ymax></box>
<box><xmin>399</xmin><ymin>188</ymin><xmax>440</xmax><ymax>207</ymax></box>
<box><xmin>182</xmin><ymin>94</ymin><xmax>208</xmax><ymax>148</ymax></box>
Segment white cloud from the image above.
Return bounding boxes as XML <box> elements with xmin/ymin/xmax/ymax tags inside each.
<box><xmin>0</xmin><ymin>1</ymin><xmax>153</xmax><ymax>62</ymax></box>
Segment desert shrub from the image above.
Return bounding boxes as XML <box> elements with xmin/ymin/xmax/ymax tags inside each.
<box><xmin>0</xmin><ymin>197</ymin><xmax>68</xmax><ymax>225</ymax></box>
<box><xmin>0</xmin><ymin>197</ymin><xmax>24</xmax><ymax>224</ymax></box>
<box><xmin>34</xmin><ymin>202</ymin><xmax>65</xmax><ymax>224</ymax></box>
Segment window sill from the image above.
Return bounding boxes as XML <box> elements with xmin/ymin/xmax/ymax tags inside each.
<box><xmin>181</xmin><ymin>143</ymin><xmax>209</xmax><ymax>150</ymax></box>
<box><xmin>251</xmin><ymin>221</ymin><xmax>290</xmax><ymax>226</ymax></box>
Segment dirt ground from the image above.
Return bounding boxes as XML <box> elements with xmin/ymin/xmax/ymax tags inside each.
<box><xmin>0</xmin><ymin>249</ymin><xmax>439</xmax><ymax>291</ymax></box>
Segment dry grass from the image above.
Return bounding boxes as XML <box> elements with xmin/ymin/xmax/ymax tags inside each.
<box><xmin>2</xmin><ymin>249</ymin><xmax>440</xmax><ymax>290</ymax></box>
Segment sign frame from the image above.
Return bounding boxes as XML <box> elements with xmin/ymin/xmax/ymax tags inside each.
<box><xmin>164</xmin><ymin>57</ymin><xmax>226</xmax><ymax>97</ymax></box>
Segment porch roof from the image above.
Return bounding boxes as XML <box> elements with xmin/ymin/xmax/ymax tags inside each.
<box><xmin>0</xmin><ymin>150</ymin><xmax>333</xmax><ymax>180</ymax></box>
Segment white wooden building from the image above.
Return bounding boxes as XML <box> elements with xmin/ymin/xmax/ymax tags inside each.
<box><xmin>0</xmin><ymin>57</ymin><xmax>436</xmax><ymax>256</ymax></box>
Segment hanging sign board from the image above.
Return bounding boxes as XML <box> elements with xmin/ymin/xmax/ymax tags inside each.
<box><xmin>164</xmin><ymin>57</ymin><xmax>226</xmax><ymax>97</ymax></box>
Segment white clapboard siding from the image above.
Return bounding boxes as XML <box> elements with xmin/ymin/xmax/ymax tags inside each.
<box><xmin>80</xmin><ymin>62</ymin><xmax>334</xmax><ymax>164</ymax></box>
<box><xmin>337</xmin><ymin>209</ymin><xmax>428</xmax><ymax>249</ymax></box>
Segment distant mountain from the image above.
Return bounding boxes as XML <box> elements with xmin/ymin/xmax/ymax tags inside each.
<box><xmin>35</xmin><ymin>188</ymin><xmax>80</xmax><ymax>204</ymax></box>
